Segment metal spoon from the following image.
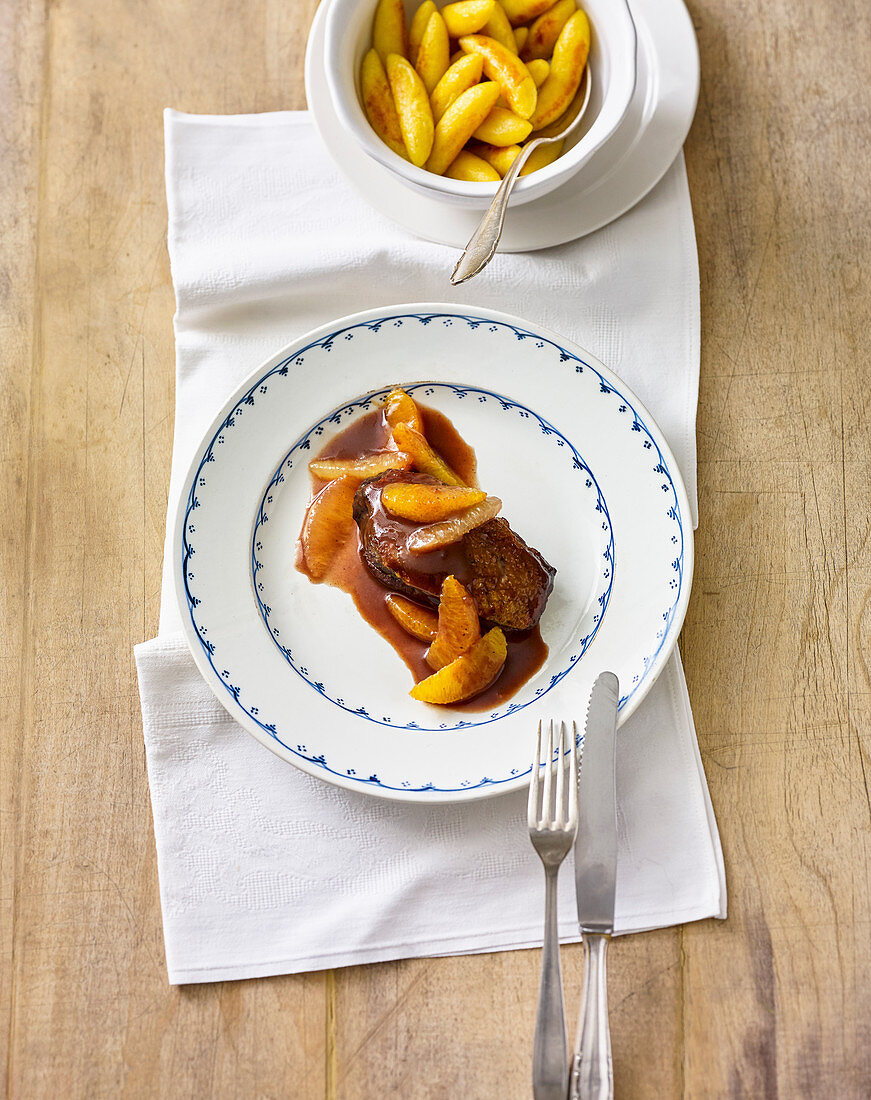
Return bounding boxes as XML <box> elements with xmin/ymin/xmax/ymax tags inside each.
<box><xmin>450</xmin><ymin>64</ymin><xmax>593</xmax><ymax>285</ymax></box>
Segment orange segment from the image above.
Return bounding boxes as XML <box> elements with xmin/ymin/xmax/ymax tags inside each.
<box><xmin>299</xmin><ymin>477</ymin><xmax>357</xmax><ymax>580</ymax></box>
<box><xmin>410</xmin><ymin>628</ymin><xmax>507</xmax><ymax>703</ymax></box>
<box><xmin>308</xmin><ymin>451</ymin><xmax>411</xmax><ymax>482</ymax></box>
<box><xmin>426</xmin><ymin>576</ymin><xmax>482</xmax><ymax>670</ymax></box>
<box><xmin>391</xmin><ymin>423</ymin><xmax>465</xmax><ymax>485</ymax></box>
<box><xmin>385</xmin><ymin>593</ymin><xmax>439</xmax><ymax>642</ymax></box>
<box><xmin>383</xmin><ymin>386</ymin><xmax>425</xmax><ymax>433</ymax></box>
<box><xmin>406</xmin><ymin>495</ymin><xmax>501</xmax><ymax>554</ymax></box>
<box><xmin>382</xmin><ymin>482</ymin><xmax>487</xmax><ymax>522</ymax></box>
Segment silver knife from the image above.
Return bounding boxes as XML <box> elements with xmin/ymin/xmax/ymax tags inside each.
<box><xmin>570</xmin><ymin>671</ymin><xmax>619</xmax><ymax>1100</ymax></box>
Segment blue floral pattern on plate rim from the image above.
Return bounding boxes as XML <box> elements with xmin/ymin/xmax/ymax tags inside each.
<box><xmin>180</xmin><ymin>312</ymin><xmax>686</xmax><ymax>794</ymax></box>
<box><xmin>250</xmin><ymin>382</ymin><xmax>614</xmax><ymax>730</ymax></box>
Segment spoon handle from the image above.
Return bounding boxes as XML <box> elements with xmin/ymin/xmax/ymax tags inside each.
<box><xmin>450</xmin><ymin>140</ymin><xmax>543</xmax><ymax>285</ymax></box>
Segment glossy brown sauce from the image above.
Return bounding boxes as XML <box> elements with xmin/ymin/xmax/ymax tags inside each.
<box><xmin>360</xmin><ymin>475</ymin><xmax>475</xmax><ymax>594</ymax></box>
<box><xmin>297</xmin><ymin>402</ymin><xmax>548</xmax><ymax>712</ymax></box>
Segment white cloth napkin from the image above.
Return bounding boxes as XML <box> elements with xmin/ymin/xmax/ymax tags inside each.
<box><xmin>135</xmin><ymin>109</ymin><xmax>725</xmax><ymax>985</ymax></box>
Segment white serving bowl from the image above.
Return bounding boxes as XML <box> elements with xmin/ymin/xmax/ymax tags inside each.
<box><xmin>323</xmin><ymin>0</ymin><xmax>637</xmax><ymax>209</ymax></box>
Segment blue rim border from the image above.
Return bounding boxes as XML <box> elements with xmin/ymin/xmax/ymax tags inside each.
<box><xmin>180</xmin><ymin>312</ymin><xmax>686</xmax><ymax>794</ymax></box>
<box><xmin>250</xmin><ymin>382</ymin><xmax>614</xmax><ymax>731</ymax></box>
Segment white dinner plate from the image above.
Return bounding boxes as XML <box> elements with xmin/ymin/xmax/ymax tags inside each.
<box><xmin>304</xmin><ymin>0</ymin><xmax>699</xmax><ymax>251</ymax></box>
<box><xmin>174</xmin><ymin>304</ymin><xmax>693</xmax><ymax>802</ymax></box>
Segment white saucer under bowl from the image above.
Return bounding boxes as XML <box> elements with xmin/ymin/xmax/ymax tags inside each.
<box><xmin>304</xmin><ymin>0</ymin><xmax>699</xmax><ymax>250</ymax></box>
<box><xmin>173</xmin><ymin>304</ymin><xmax>693</xmax><ymax>803</ymax></box>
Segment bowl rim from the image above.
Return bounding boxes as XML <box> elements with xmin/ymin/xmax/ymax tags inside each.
<box><xmin>323</xmin><ymin>0</ymin><xmax>637</xmax><ymax>202</ymax></box>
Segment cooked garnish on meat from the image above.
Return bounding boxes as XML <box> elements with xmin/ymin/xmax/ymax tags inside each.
<box><xmin>425</xmin><ymin>576</ymin><xmax>482</xmax><ymax>670</ymax></box>
<box><xmin>391</xmin><ymin>423</ymin><xmax>465</xmax><ymax>485</ymax></box>
<box><xmin>298</xmin><ymin>386</ymin><xmax>554</xmax><ymax>708</ymax></box>
<box><xmin>385</xmin><ymin>593</ymin><xmax>439</xmax><ymax>642</ymax></box>
<box><xmin>299</xmin><ymin>476</ymin><xmax>358</xmax><ymax>580</ymax></box>
<box><xmin>406</xmin><ymin>495</ymin><xmax>502</xmax><ymax>554</ymax></box>
<box><xmin>410</xmin><ymin>628</ymin><xmax>508</xmax><ymax>704</ymax></box>
<box><xmin>308</xmin><ymin>451</ymin><xmax>411</xmax><ymax>482</ymax></box>
<box><xmin>381</xmin><ymin>482</ymin><xmax>487</xmax><ymax>522</ymax></box>
<box><xmin>353</xmin><ymin>469</ymin><xmax>554</xmax><ymax>633</ymax></box>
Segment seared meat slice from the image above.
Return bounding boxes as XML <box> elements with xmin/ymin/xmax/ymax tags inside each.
<box><xmin>463</xmin><ymin>518</ymin><xmax>555</xmax><ymax>632</ymax></box>
<box><xmin>353</xmin><ymin>470</ymin><xmax>555</xmax><ymax>632</ymax></box>
<box><xmin>353</xmin><ymin>471</ymin><xmax>447</xmax><ymax>604</ymax></box>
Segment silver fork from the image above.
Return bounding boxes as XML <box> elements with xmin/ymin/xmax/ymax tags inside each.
<box><xmin>528</xmin><ymin>719</ymin><xmax>579</xmax><ymax>1100</ymax></box>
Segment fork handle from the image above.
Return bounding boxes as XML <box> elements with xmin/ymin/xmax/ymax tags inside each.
<box><xmin>532</xmin><ymin>866</ymin><xmax>568</xmax><ymax>1100</ymax></box>
<box><xmin>569</xmin><ymin>933</ymin><xmax>613</xmax><ymax>1100</ymax></box>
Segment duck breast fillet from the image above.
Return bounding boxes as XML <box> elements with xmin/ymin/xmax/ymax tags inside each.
<box><xmin>353</xmin><ymin>470</ymin><xmax>555</xmax><ymax>633</ymax></box>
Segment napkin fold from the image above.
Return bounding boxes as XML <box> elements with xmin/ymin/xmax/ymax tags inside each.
<box><xmin>136</xmin><ymin>109</ymin><xmax>725</xmax><ymax>984</ymax></box>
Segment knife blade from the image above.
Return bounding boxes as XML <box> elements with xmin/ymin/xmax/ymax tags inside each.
<box><xmin>574</xmin><ymin>671</ymin><xmax>619</xmax><ymax>934</ymax></box>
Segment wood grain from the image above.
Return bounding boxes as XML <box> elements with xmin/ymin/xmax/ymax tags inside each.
<box><xmin>680</xmin><ymin>0</ymin><xmax>871</xmax><ymax>1095</ymax></box>
<box><xmin>1</xmin><ymin>1</ymin><xmax>43</xmax><ymax>1095</ymax></box>
<box><xmin>2</xmin><ymin>0</ymin><xmax>869</xmax><ymax>1095</ymax></box>
<box><xmin>2</xmin><ymin>0</ymin><xmax>325</xmax><ymax>1097</ymax></box>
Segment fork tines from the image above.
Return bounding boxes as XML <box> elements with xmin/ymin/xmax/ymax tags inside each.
<box><xmin>528</xmin><ymin>720</ymin><xmax>579</xmax><ymax>832</ymax></box>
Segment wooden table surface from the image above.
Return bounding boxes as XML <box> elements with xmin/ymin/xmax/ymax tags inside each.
<box><xmin>3</xmin><ymin>0</ymin><xmax>869</xmax><ymax>1095</ymax></box>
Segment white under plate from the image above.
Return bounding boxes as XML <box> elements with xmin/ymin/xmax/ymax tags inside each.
<box><xmin>304</xmin><ymin>0</ymin><xmax>699</xmax><ymax>251</ymax></box>
<box><xmin>173</xmin><ymin>304</ymin><xmax>693</xmax><ymax>802</ymax></box>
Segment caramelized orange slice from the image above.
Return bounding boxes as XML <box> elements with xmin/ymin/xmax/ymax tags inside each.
<box><xmin>406</xmin><ymin>495</ymin><xmax>502</xmax><ymax>554</ymax></box>
<box><xmin>382</xmin><ymin>482</ymin><xmax>486</xmax><ymax>522</ymax></box>
<box><xmin>426</xmin><ymin>576</ymin><xmax>482</xmax><ymax>670</ymax></box>
<box><xmin>391</xmin><ymin>423</ymin><xmax>464</xmax><ymax>486</ymax></box>
<box><xmin>308</xmin><ymin>451</ymin><xmax>411</xmax><ymax>482</ymax></box>
<box><xmin>299</xmin><ymin>476</ymin><xmax>357</xmax><ymax>580</ymax></box>
<box><xmin>385</xmin><ymin>593</ymin><xmax>439</xmax><ymax>642</ymax></box>
<box><xmin>384</xmin><ymin>387</ymin><xmax>425</xmax><ymax>434</ymax></box>
<box><xmin>411</xmin><ymin>628</ymin><xmax>507</xmax><ymax>703</ymax></box>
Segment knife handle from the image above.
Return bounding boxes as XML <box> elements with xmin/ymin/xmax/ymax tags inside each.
<box><xmin>569</xmin><ymin>933</ymin><xmax>613</xmax><ymax>1100</ymax></box>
